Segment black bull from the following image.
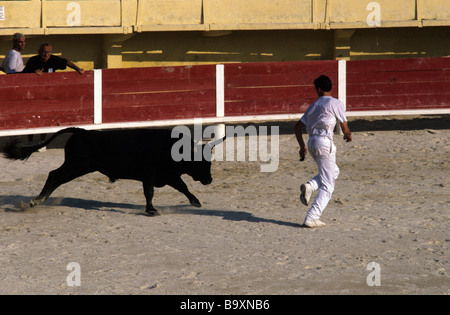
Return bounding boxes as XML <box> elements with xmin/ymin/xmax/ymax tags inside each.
<box><xmin>3</xmin><ymin>127</ymin><xmax>225</xmax><ymax>216</ymax></box>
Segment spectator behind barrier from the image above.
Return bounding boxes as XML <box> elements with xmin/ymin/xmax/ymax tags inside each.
<box><xmin>1</xmin><ymin>33</ymin><xmax>26</xmax><ymax>74</ymax></box>
<box><xmin>23</xmin><ymin>42</ymin><xmax>84</xmax><ymax>76</ymax></box>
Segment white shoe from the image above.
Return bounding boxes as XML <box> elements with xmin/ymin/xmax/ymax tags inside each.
<box><xmin>300</xmin><ymin>183</ymin><xmax>312</xmax><ymax>206</ymax></box>
<box><xmin>303</xmin><ymin>218</ymin><xmax>326</xmax><ymax>228</ymax></box>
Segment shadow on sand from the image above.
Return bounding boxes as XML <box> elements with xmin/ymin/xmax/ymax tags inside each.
<box><xmin>1</xmin><ymin>195</ymin><xmax>303</xmax><ymax>228</ymax></box>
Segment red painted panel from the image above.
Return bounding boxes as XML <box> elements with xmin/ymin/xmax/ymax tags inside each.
<box><xmin>103</xmin><ymin>65</ymin><xmax>216</xmax><ymax>82</ymax></box>
<box><xmin>348</xmin><ymin>81</ymin><xmax>450</xmax><ymax>97</ymax></box>
<box><xmin>224</xmin><ymin>86</ymin><xmax>317</xmax><ymax>115</ymax></box>
<box><xmin>0</xmin><ymin>97</ymin><xmax>93</xmax><ymax>114</ymax></box>
<box><xmin>346</xmin><ymin>96</ymin><xmax>450</xmax><ymax>111</ymax></box>
<box><xmin>0</xmin><ymin>71</ymin><xmax>94</xmax><ymax>130</ymax></box>
<box><xmin>103</xmin><ymin>103</ymin><xmax>215</xmax><ymax>122</ymax></box>
<box><xmin>346</xmin><ymin>57</ymin><xmax>450</xmax><ymax>112</ymax></box>
<box><xmin>0</xmin><ymin>71</ymin><xmax>94</xmax><ymax>87</ymax></box>
<box><xmin>347</xmin><ymin>57</ymin><xmax>450</xmax><ymax>73</ymax></box>
<box><xmin>225</xmin><ymin>86</ymin><xmax>321</xmax><ymax>101</ymax></box>
<box><xmin>102</xmin><ymin>66</ymin><xmax>216</xmax><ymax>94</ymax></box>
<box><xmin>102</xmin><ymin>65</ymin><xmax>217</xmax><ymax>123</ymax></box>
<box><xmin>224</xmin><ymin>61</ymin><xmax>338</xmax><ymax>116</ymax></box>
<box><xmin>103</xmin><ymin>78</ymin><xmax>214</xmax><ymax>95</ymax></box>
<box><xmin>102</xmin><ymin>90</ymin><xmax>216</xmax><ymax>122</ymax></box>
<box><xmin>225</xmin><ymin>62</ymin><xmax>338</xmax><ymax>88</ymax></box>
<box><xmin>225</xmin><ymin>98</ymin><xmax>317</xmax><ymax>116</ymax></box>
<box><xmin>0</xmin><ymin>83</ymin><xmax>94</xmax><ymax>101</ymax></box>
<box><xmin>347</xmin><ymin>69</ymin><xmax>450</xmax><ymax>85</ymax></box>
<box><xmin>1</xmin><ymin>109</ymin><xmax>94</xmax><ymax>129</ymax></box>
<box><xmin>103</xmin><ymin>90</ymin><xmax>215</xmax><ymax>107</ymax></box>
<box><xmin>225</xmin><ymin>60</ymin><xmax>338</xmax><ymax>76</ymax></box>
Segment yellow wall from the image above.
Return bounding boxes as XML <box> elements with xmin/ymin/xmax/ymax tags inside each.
<box><xmin>204</xmin><ymin>0</ymin><xmax>313</xmax><ymax>25</ymax></box>
<box><xmin>351</xmin><ymin>27</ymin><xmax>450</xmax><ymax>60</ymax></box>
<box><xmin>1</xmin><ymin>1</ymin><xmax>450</xmax><ymax>70</ymax></box>
<box><xmin>1</xmin><ymin>0</ymin><xmax>450</xmax><ymax>32</ymax></box>
<box><xmin>45</xmin><ymin>1</ymin><xmax>122</xmax><ymax>27</ymax></box>
<box><xmin>330</xmin><ymin>0</ymin><xmax>416</xmax><ymax>23</ymax></box>
<box><xmin>137</xmin><ymin>0</ymin><xmax>203</xmax><ymax>26</ymax></box>
<box><xmin>2</xmin><ymin>27</ymin><xmax>448</xmax><ymax>71</ymax></box>
<box><xmin>121</xmin><ymin>30</ymin><xmax>334</xmax><ymax>68</ymax></box>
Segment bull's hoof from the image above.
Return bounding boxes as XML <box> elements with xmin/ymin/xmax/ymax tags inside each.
<box><xmin>30</xmin><ymin>197</ymin><xmax>46</xmax><ymax>208</ymax></box>
<box><xmin>190</xmin><ymin>199</ymin><xmax>202</xmax><ymax>208</ymax></box>
<box><xmin>145</xmin><ymin>209</ymin><xmax>161</xmax><ymax>217</ymax></box>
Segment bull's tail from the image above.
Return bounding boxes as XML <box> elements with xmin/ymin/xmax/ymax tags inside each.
<box><xmin>2</xmin><ymin>127</ymin><xmax>84</xmax><ymax>161</ymax></box>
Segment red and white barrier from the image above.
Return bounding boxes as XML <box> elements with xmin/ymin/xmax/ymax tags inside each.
<box><xmin>345</xmin><ymin>57</ymin><xmax>450</xmax><ymax>117</ymax></box>
<box><xmin>0</xmin><ymin>57</ymin><xmax>449</xmax><ymax>137</ymax></box>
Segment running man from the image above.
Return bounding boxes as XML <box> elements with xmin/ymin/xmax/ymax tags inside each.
<box><xmin>295</xmin><ymin>75</ymin><xmax>352</xmax><ymax>228</ymax></box>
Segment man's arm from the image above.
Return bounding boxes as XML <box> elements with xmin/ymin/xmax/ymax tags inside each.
<box><xmin>22</xmin><ymin>56</ymin><xmax>39</xmax><ymax>74</ymax></box>
<box><xmin>295</xmin><ymin>120</ymin><xmax>307</xmax><ymax>161</ymax></box>
<box><xmin>67</xmin><ymin>60</ymin><xmax>84</xmax><ymax>75</ymax></box>
<box><xmin>340</xmin><ymin>121</ymin><xmax>352</xmax><ymax>142</ymax></box>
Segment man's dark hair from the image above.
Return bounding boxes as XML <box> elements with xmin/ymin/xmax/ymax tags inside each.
<box><xmin>314</xmin><ymin>75</ymin><xmax>332</xmax><ymax>92</ymax></box>
<box><xmin>38</xmin><ymin>42</ymin><xmax>52</xmax><ymax>52</ymax></box>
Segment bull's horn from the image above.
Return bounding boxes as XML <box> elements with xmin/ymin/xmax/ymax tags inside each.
<box><xmin>206</xmin><ymin>136</ymin><xmax>226</xmax><ymax>149</ymax></box>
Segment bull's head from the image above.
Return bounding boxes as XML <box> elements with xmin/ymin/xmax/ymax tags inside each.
<box><xmin>190</xmin><ymin>136</ymin><xmax>226</xmax><ymax>185</ymax></box>
<box><xmin>171</xmin><ymin>126</ymin><xmax>226</xmax><ymax>185</ymax></box>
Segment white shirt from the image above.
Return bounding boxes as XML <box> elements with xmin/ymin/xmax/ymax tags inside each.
<box><xmin>300</xmin><ymin>96</ymin><xmax>347</xmax><ymax>140</ymax></box>
<box><xmin>2</xmin><ymin>49</ymin><xmax>24</xmax><ymax>73</ymax></box>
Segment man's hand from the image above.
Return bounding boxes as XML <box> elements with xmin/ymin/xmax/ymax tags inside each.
<box><xmin>343</xmin><ymin>132</ymin><xmax>352</xmax><ymax>142</ymax></box>
<box><xmin>295</xmin><ymin>120</ymin><xmax>307</xmax><ymax>161</ymax></box>
<box><xmin>340</xmin><ymin>121</ymin><xmax>352</xmax><ymax>143</ymax></box>
<box><xmin>300</xmin><ymin>145</ymin><xmax>307</xmax><ymax>161</ymax></box>
<box><xmin>67</xmin><ymin>60</ymin><xmax>84</xmax><ymax>75</ymax></box>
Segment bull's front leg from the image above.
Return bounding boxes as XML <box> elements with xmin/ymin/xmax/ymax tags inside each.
<box><xmin>142</xmin><ymin>181</ymin><xmax>160</xmax><ymax>216</ymax></box>
<box><xmin>168</xmin><ymin>177</ymin><xmax>201</xmax><ymax>208</ymax></box>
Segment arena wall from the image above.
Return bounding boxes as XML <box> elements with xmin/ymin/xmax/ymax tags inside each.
<box><xmin>1</xmin><ymin>57</ymin><xmax>449</xmax><ymax>137</ymax></box>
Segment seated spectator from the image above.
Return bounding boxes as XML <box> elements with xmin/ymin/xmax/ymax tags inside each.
<box><xmin>1</xmin><ymin>33</ymin><xmax>26</xmax><ymax>74</ymax></box>
<box><xmin>23</xmin><ymin>42</ymin><xmax>84</xmax><ymax>76</ymax></box>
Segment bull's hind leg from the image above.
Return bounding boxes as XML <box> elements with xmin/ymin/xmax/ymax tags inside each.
<box><xmin>31</xmin><ymin>163</ymin><xmax>90</xmax><ymax>207</ymax></box>
<box><xmin>142</xmin><ymin>181</ymin><xmax>160</xmax><ymax>217</ymax></box>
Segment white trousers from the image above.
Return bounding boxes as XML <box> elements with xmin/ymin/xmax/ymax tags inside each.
<box><xmin>306</xmin><ymin>137</ymin><xmax>340</xmax><ymax>220</ymax></box>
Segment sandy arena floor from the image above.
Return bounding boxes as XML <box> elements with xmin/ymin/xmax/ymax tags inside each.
<box><xmin>0</xmin><ymin>115</ymin><xmax>448</xmax><ymax>295</ymax></box>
